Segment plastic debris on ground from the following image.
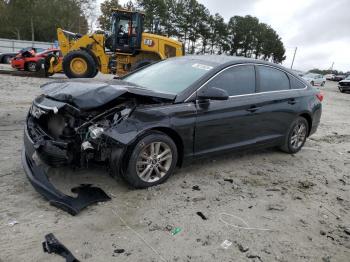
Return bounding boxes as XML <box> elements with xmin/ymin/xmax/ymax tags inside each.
<box><xmin>171</xmin><ymin>227</ymin><xmax>182</xmax><ymax>235</ymax></box>
<box><xmin>8</xmin><ymin>220</ymin><xmax>18</xmax><ymax>227</ymax></box>
<box><xmin>220</xmin><ymin>240</ymin><xmax>233</xmax><ymax>249</ymax></box>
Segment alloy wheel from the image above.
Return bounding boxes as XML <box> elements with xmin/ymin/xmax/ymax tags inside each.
<box><xmin>290</xmin><ymin>122</ymin><xmax>307</xmax><ymax>150</ymax></box>
<box><xmin>136</xmin><ymin>142</ymin><xmax>173</xmax><ymax>183</ymax></box>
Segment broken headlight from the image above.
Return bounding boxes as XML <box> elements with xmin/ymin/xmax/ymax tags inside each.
<box><xmin>30</xmin><ymin>104</ymin><xmax>47</xmax><ymax>119</ymax></box>
<box><xmin>88</xmin><ymin>125</ymin><xmax>104</xmax><ymax>139</ymax></box>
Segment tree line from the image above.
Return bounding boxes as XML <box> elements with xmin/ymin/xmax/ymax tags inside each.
<box><xmin>99</xmin><ymin>0</ymin><xmax>286</xmax><ymax>63</ymax></box>
<box><xmin>309</xmin><ymin>68</ymin><xmax>350</xmax><ymax>75</ymax></box>
<box><xmin>0</xmin><ymin>0</ymin><xmax>95</xmax><ymax>42</ymax></box>
<box><xmin>0</xmin><ymin>0</ymin><xmax>286</xmax><ymax>64</ymax></box>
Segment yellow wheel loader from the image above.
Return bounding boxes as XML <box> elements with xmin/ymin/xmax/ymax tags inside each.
<box><xmin>47</xmin><ymin>9</ymin><xmax>184</xmax><ymax>78</ymax></box>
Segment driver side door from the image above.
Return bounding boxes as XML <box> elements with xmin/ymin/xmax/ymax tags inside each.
<box><xmin>194</xmin><ymin>64</ymin><xmax>260</xmax><ymax>156</ymax></box>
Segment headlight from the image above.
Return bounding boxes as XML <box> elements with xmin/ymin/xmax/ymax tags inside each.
<box><xmin>88</xmin><ymin>125</ymin><xmax>104</xmax><ymax>139</ymax></box>
<box><xmin>30</xmin><ymin>104</ymin><xmax>47</xmax><ymax>119</ymax></box>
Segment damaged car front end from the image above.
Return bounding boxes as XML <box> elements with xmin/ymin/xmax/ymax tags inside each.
<box><xmin>22</xmin><ymin>79</ymin><xmax>176</xmax><ymax>215</ymax></box>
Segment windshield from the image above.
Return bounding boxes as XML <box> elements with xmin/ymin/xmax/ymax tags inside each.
<box><xmin>123</xmin><ymin>59</ymin><xmax>215</xmax><ymax>94</ymax></box>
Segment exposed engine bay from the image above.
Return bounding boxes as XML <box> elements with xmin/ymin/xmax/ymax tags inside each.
<box><xmin>28</xmin><ymin>97</ymin><xmax>135</xmax><ymax>168</ymax></box>
<box><xmin>22</xmin><ymin>79</ymin><xmax>175</xmax><ymax>215</ymax></box>
<box><xmin>28</xmin><ymin>79</ymin><xmax>174</xmax><ymax>169</ymax></box>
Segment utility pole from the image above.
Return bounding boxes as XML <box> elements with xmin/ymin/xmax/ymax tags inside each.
<box><xmin>291</xmin><ymin>47</ymin><xmax>298</xmax><ymax>69</ymax></box>
<box><xmin>330</xmin><ymin>62</ymin><xmax>334</xmax><ymax>71</ymax></box>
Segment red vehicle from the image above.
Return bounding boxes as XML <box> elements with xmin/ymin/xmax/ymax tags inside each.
<box><xmin>11</xmin><ymin>48</ymin><xmax>62</xmax><ymax>72</ymax></box>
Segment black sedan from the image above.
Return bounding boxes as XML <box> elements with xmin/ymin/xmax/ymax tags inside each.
<box><xmin>338</xmin><ymin>75</ymin><xmax>350</xmax><ymax>93</ymax></box>
<box><xmin>22</xmin><ymin>55</ymin><xmax>322</xmax><ymax>214</ymax></box>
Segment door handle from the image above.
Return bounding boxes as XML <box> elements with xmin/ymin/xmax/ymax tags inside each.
<box><xmin>247</xmin><ymin>106</ymin><xmax>261</xmax><ymax>112</ymax></box>
<box><xmin>288</xmin><ymin>99</ymin><xmax>298</xmax><ymax>105</ymax></box>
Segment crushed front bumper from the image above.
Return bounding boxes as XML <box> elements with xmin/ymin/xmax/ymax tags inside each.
<box><xmin>22</xmin><ymin>123</ymin><xmax>111</xmax><ymax>216</ymax></box>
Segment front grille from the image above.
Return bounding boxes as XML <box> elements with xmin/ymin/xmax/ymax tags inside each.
<box><xmin>26</xmin><ymin>115</ymin><xmax>71</xmax><ymax>167</ymax></box>
<box><xmin>37</xmin><ymin>143</ymin><xmax>70</xmax><ymax>166</ymax></box>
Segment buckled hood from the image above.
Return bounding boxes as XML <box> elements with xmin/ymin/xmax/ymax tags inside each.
<box><xmin>41</xmin><ymin>79</ymin><xmax>176</xmax><ymax>110</ymax></box>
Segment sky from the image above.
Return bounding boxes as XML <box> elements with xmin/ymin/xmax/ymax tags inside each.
<box><xmin>96</xmin><ymin>0</ymin><xmax>350</xmax><ymax>72</ymax></box>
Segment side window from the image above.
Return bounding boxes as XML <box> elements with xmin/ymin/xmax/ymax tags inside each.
<box><xmin>205</xmin><ymin>65</ymin><xmax>256</xmax><ymax>96</ymax></box>
<box><xmin>257</xmin><ymin>66</ymin><xmax>290</xmax><ymax>92</ymax></box>
<box><xmin>291</xmin><ymin>77</ymin><xmax>306</xmax><ymax>89</ymax></box>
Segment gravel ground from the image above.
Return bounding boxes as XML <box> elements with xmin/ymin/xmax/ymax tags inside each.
<box><xmin>0</xmin><ymin>72</ymin><xmax>349</xmax><ymax>262</ymax></box>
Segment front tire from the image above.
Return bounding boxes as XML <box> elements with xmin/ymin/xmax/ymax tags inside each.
<box><xmin>310</xmin><ymin>81</ymin><xmax>314</xmax><ymax>86</ymax></box>
<box><xmin>280</xmin><ymin>117</ymin><xmax>309</xmax><ymax>154</ymax></box>
<box><xmin>123</xmin><ymin>132</ymin><xmax>178</xmax><ymax>188</ymax></box>
<box><xmin>321</xmin><ymin>81</ymin><xmax>325</xmax><ymax>87</ymax></box>
<box><xmin>339</xmin><ymin>87</ymin><xmax>345</xmax><ymax>93</ymax></box>
<box><xmin>62</xmin><ymin>50</ymin><xmax>97</xmax><ymax>78</ymax></box>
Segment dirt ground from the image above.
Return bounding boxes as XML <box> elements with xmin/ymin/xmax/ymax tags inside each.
<box><xmin>0</xmin><ymin>71</ymin><xmax>349</xmax><ymax>262</ymax></box>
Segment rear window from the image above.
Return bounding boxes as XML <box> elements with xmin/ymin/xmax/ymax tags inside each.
<box><xmin>257</xmin><ymin>66</ymin><xmax>290</xmax><ymax>92</ymax></box>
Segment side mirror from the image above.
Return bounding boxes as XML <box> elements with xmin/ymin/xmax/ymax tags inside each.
<box><xmin>197</xmin><ymin>86</ymin><xmax>229</xmax><ymax>101</ymax></box>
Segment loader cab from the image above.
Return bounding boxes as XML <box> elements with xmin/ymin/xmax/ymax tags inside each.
<box><xmin>110</xmin><ymin>9</ymin><xmax>144</xmax><ymax>53</ymax></box>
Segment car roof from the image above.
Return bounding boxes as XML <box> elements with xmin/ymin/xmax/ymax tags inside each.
<box><xmin>172</xmin><ymin>55</ymin><xmax>300</xmax><ymax>78</ymax></box>
<box><xmin>175</xmin><ymin>54</ymin><xmax>295</xmax><ymax>70</ymax></box>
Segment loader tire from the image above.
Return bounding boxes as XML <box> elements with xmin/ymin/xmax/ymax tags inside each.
<box><xmin>63</xmin><ymin>50</ymin><xmax>97</xmax><ymax>78</ymax></box>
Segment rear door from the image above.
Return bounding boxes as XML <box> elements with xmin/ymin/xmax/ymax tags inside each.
<box><xmin>253</xmin><ymin>65</ymin><xmax>303</xmax><ymax>144</ymax></box>
<box><xmin>194</xmin><ymin>64</ymin><xmax>260</xmax><ymax>156</ymax></box>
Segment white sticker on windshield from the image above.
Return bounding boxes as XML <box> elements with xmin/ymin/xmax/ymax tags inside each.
<box><xmin>192</xmin><ymin>63</ymin><xmax>213</xmax><ymax>71</ymax></box>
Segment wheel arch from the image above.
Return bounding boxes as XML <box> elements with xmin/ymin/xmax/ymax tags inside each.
<box><xmin>299</xmin><ymin>113</ymin><xmax>312</xmax><ymax>136</ymax></box>
<box><xmin>122</xmin><ymin>126</ymin><xmax>184</xmax><ymax>168</ymax></box>
<box><xmin>149</xmin><ymin>127</ymin><xmax>184</xmax><ymax>167</ymax></box>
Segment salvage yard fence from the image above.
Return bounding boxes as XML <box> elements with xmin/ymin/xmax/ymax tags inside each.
<box><xmin>0</xmin><ymin>38</ymin><xmax>54</xmax><ymax>53</ymax></box>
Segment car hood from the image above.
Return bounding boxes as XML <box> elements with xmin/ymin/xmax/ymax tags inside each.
<box><xmin>339</xmin><ymin>79</ymin><xmax>350</xmax><ymax>83</ymax></box>
<box><xmin>40</xmin><ymin>79</ymin><xmax>176</xmax><ymax>110</ymax></box>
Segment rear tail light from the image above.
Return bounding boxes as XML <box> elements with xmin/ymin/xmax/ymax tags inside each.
<box><xmin>316</xmin><ymin>92</ymin><xmax>324</xmax><ymax>102</ymax></box>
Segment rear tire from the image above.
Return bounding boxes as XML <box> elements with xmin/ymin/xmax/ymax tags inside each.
<box><xmin>280</xmin><ymin>117</ymin><xmax>309</xmax><ymax>154</ymax></box>
<box><xmin>3</xmin><ymin>55</ymin><xmax>11</xmax><ymax>64</ymax></box>
<box><xmin>91</xmin><ymin>68</ymin><xmax>99</xmax><ymax>78</ymax></box>
<box><xmin>123</xmin><ymin>131</ymin><xmax>178</xmax><ymax>188</ymax></box>
<box><xmin>26</xmin><ymin>62</ymin><xmax>39</xmax><ymax>72</ymax></box>
<box><xmin>63</xmin><ymin>50</ymin><xmax>97</xmax><ymax>78</ymax></box>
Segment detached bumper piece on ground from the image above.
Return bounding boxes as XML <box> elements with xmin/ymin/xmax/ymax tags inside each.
<box><xmin>43</xmin><ymin>233</ymin><xmax>80</xmax><ymax>262</ymax></box>
<box><xmin>22</xmin><ymin>150</ymin><xmax>111</xmax><ymax>215</ymax></box>
<box><xmin>22</xmin><ymin>113</ymin><xmax>111</xmax><ymax>215</ymax></box>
